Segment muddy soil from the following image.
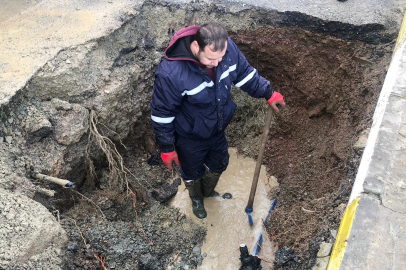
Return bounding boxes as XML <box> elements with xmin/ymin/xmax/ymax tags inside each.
<box><xmin>228</xmin><ymin>27</ymin><xmax>392</xmax><ymax>269</ymax></box>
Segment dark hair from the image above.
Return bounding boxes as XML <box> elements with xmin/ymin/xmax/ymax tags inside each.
<box><xmin>194</xmin><ymin>22</ymin><xmax>228</xmax><ymax>52</ymax></box>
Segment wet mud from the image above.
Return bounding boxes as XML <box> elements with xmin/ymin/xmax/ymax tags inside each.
<box><xmin>170</xmin><ymin>148</ymin><xmax>277</xmax><ymax>270</ymax></box>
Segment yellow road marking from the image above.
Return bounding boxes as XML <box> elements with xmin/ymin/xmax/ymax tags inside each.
<box><xmin>327</xmin><ymin>198</ymin><xmax>360</xmax><ymax>270</ymax></box>
<box><xmin>394</xmin><ymin>12</ymin><xmax>406</xmax><ymax>53</ymax></box>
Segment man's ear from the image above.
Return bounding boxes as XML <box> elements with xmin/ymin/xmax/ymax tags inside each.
<box><xmin>191</xmin><ymin>40</ymin><xmax>199</xmax><ymax>54</ymax></box>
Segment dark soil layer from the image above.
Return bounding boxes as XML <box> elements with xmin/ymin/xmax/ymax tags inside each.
<box><xmin>59</xmin><ymin>144</ymin><xmax>206</xmax><ymax>270</ymax></box>
<box><xmin>229</xmin><ymin>26</ymin><xmax>392</xmax><ymax>269</ymax></box>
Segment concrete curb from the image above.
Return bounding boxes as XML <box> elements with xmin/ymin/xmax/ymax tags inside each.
<box><xmin>327</xmin><ymin>11</ymin><xmax>406</xmax><ymax>270</ymax></box>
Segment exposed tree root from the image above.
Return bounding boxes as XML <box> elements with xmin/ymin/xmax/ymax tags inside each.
<box><xmin>86</xmin><ymin>109</ymin><xmax>147</xmax><ymax>192</ymax></box>
<box><xmin>70</xmin><ymin>189</ymin><xmax>106</xmax><ymax>219</ymax></box>
<box><xmin>94</xmin><ymin>254</ymin><xmax>107</xmax><ymax>270</ymax></box>
<box><xmin>67</xmin><ymin>218</ymin><xmax>87</xmax><ymax>247</ymax></box>
<box><xmin>130</xmin><ymin>191</ymin><xmax>154</xmax><ymax>245</ymax></box>
<box><xmin>65</xmin><ymin>218</ymin><xmax>108</xmax><ymax>270</ymax></box>
<box><xmin>168</xmin><ymin>250</ymin><xmax>181</xmax><ymax>266</ymax></box>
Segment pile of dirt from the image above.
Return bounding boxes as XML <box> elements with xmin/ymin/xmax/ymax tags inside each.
<box><xmin>228</xmin><ymin>26</ymin><xmax>392</xmax><ymax>268</ymax></box>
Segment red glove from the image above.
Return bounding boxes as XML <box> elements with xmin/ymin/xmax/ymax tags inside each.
<box><xmin>267</xmin><ymin>91</ymin><xmax>285</xmax><ymax>113</ymax></box>
<box><xmin>161</xmin><ymin>151</ymin><xmax>180</xmax><ymax>170</ymax></box>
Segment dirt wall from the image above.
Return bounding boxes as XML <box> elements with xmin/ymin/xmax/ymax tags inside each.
<box><xmin>228</xmin><ymin>26</ymin><xmax>392</xmax><ymax>268</ymax></box>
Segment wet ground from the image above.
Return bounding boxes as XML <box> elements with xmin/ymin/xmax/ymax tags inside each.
<box><xmin>170</xmin><ymin>148</ymin><xmax>278</xmax><ymax>270</ymax></box>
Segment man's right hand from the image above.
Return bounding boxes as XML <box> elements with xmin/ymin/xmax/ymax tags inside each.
<box><xmin>161</xmin><ymin>151</ymin><xmax>180</xmax><ymax>170</ymax></box>
<box><xmin>267</xmin><ymin>91</ymin><xmax>285</xmax><ymax>113</ymax></box>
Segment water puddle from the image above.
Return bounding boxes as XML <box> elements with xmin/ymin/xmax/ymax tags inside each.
<box><xmin>170</xmin><ymin>148</ymin><xmax>278</xmax><ymax>269</ymax></box>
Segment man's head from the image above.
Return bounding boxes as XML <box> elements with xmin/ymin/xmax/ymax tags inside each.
<box><xmin>191</xmin><ymin>22</ymin><xmax>228</xmax><ymax>68</ymax></box>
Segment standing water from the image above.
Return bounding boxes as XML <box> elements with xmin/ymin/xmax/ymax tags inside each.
<box><xmin>170</xmin><ymin>148</ymin><xmax>279</xmax><ymax>269</ymax></box>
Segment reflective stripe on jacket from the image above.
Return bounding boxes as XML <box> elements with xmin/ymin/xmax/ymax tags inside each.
<box><xmin>150</xmin><ymin>37</ymin><xmax>273</xmax><ymax>152</ymax></box>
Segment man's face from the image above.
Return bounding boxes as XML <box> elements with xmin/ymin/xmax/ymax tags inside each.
<box><xmin>196</xmin><ymin>43</ymin><xmax>227</xmax><ymax>68</ymax></box>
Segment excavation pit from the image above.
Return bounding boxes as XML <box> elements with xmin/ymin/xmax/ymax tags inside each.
<box><xmin>0</xmin><ymin>1</ymin><xmax>395</xmax><ymax>269</ymax></box>
<box><xmin>227</xmin><ymin>25</ymin><xmax>392</xmax><ymax>268</ymax></box>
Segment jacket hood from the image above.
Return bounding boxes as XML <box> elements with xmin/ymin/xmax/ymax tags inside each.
<box><xmin>164</xmin><ymin>25</ymin><xmax>200</xmax><ymax>63</ymax></box>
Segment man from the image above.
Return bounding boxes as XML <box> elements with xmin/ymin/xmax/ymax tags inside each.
<box><xmin>150</xmin><ymin>22</ymin><xmax>285</xmax><ymax>219</ymax></box>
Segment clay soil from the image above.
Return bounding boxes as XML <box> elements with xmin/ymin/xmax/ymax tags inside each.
<box><xmin>228</xmin><ymin>26</ymin><xmax>393</xmax><ymax>269</ymax></box>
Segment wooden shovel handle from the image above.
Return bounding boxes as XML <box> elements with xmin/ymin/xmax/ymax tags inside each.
<box><xmin>246</xmin><ymin>106</ymin><xmax>274</xmax><ymax>210</ymax></box>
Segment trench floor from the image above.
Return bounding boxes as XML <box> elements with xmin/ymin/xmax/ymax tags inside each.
<box><xmin>170</xmin><ymin>148</ymin><xmax>278</xmax><ymax>269</ymax></box>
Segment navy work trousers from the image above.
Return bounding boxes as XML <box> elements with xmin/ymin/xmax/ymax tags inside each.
<box><xmin>175</xmin><ymin>132</ymin><xmax>230</xmax><ymax>180</ymax></box>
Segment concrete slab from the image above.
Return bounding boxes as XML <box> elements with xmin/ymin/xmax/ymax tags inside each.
<box><xmin>338</xmin><ymin>34</ymin><xmax>406</xmax><ymax>269</ymax></box>
<box><xmin>0</xmin><ymin>0</ymin><xmax>39</xmax><ymax>23</ymax></box>
<box><xmin>0</xmin><ymin>0</ymin><xmax>402</xmax><ymax>107</ymax></box>
<box><xmin>173</xmin><ymin>0</ymin><xmax>400</xmax><ymax>26</ymax></box>
<box><xmin>341</xmin><ymin>194</ymin><xmax>406</xmax><ymax>270</ymax></box>
<box><xmin>0</xmin><ymin>0</ymin><xmax>140</xmax><ymax>105</ymax></box>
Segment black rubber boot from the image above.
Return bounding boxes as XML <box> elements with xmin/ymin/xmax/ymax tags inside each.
<box><xmin>191</xmin><ymin>197</ymin><xmax>207</xmax><ymax>219</ymax></box>
<box><xmin>184</xmin><ymin>179</ymin><xmax>207</xmax><ymax>219</ymax></box>
<box><xmin>202</xmin><ymin>169</ymin><xmax>222</xmax><ymax>197</ymax></box>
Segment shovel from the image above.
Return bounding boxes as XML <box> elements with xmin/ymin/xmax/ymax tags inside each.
<box><xmin>245</xmin><ymin>106</ymin><xmax>275</xmax><ymax>226</ymax></box>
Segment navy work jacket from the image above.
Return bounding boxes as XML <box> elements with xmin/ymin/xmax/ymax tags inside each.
<box><xmin>150</xmin><ymin>38</ymin><xmax>273</xmax><ymax>152</ymax></box>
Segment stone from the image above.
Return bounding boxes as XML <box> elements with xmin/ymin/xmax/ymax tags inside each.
<box><xmin>317</xmin><ymin>242</ymin><xmax>333</xmax><ymax>257</ymax></box>
<box><xmin>54</xmin><ymin>104</ymin><xmax>89</xmax><ymax>145</ymax></box>
<box><xmin>192</xmin><ymin>246</ymin><xmax>201</xmax><ymax>256</ymax></box>
<box><xmin>0</xmin><ymin>188</ymin><xmax>67</xmax><ymax>267</ymax></box>
<box><xmin>5</xmin><ymin>136</ymin><xmax>12</xmax><ymax>144</ymax></box>
<box><xmin>312</xmin><ymin>257</ymin><xmax>330</xmax><ymax>270</ymax></box>
<box><xmin>25</xmin><ymin>108</ymin><xmax>53</xmax><ymax>142</ymax></box>
<box><xmin>354</xmin><ymin>128</ymin><xmax>370</xmax><ymax>153</ymax></box>
<box><xmin>0</xmin><ymin>137</ymin><xmax>3</xmax><ymax>143</ymax></box>
<box><xmin>50</xmin><ymin>98</ymin><xmax>72</xmax><ymax>111</ymax></box>
<box><xmin>399</xmin><ymin>124</ymin><xmax>406</xmax><ymax>137</ymax></box>
<box><xmin>222</xmin><ymin>193</ymin><xmax>233</xmax><ymax>199</ymax></box>
<box><xmin>67</xmin><ymin>243</ymin><xmax>78</xmax><ymax>251</ymax></box>
<box><xmin>85</xmin><ymin>250</ymin><xmax>95</xmax><ymax>259</ymax></box>
<box><xmin>7</xmin><ymin>118</ymin><xmax>13</xmax><ymax>124</ymax></box>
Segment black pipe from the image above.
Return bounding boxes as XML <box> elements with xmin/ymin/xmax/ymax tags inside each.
<box><xmin>239</xmin><ymin>244</ymin><xmax>261</xmax><ymax>270</ymax></box>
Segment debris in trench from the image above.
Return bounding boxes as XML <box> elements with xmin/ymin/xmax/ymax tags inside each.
<box><xmin>34</xmin><ymin>173</ymin><xmax>74</xmax><ymax>188</ymax></box>
<box><xmin>239</xmin><ymin>244</ymin><xmax>261</xmax><ymax>270</ymax></box>
<box><xmin>151</xmin><ymin>177</ymin><xmax>181</xmax><ymax>203</ymax></box>
<box><xmin>36</xmin><ymin>187</ymin><xmax>56</xmax><ymax>197</ymax></box>
<box><xmin>273</xmin><ymin>246</ymin><xmax>300</xmax><ymax>269</ymax></box>
<box><xmin>222</xmin><ymin>192</ymin><xmax>233</xmax><ymax>199</ymax></box>
<box><xmin>147</xmin><ymin>152</ymin><xmax>161</xmax><ymax>166</ymax></box>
